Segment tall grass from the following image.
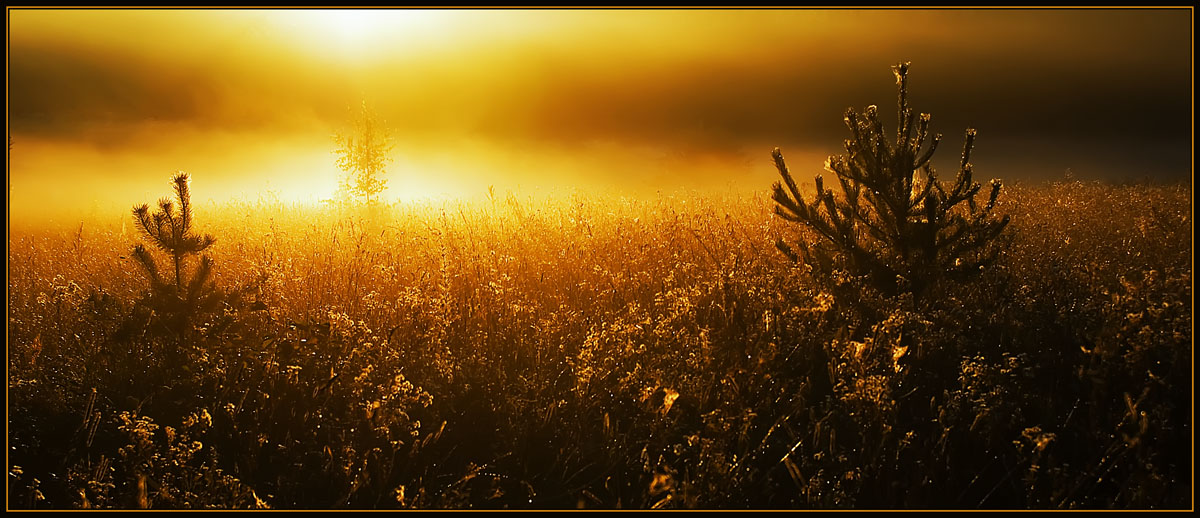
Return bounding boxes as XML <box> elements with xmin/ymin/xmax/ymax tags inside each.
<box><xmin>7</xmin><ymin>181</ymin><xmax>1191</xmax><ymax>509</ymax></box>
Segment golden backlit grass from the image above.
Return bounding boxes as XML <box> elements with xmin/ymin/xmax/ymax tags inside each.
<box><xmin>6</xmin><ymin>181</ymin><xmax>1192</xmax><ymax>509</ymax></box>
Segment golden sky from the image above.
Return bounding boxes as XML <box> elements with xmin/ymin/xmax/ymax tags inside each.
<box><xmin>6</xmin><ymin>8</ymin><xmax>1193</xmax><ymax>221</ymax></box>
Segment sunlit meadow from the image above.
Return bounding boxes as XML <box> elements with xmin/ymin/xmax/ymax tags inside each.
<box><xmin>7</xmin><ymin>178</ymin><xmax>1192</xmax><ymax>509</ymax></box>
<box><xmin>7</xmin><ymin>7</ymin><xmax>1193</xmax><ymax>511</ymax></box>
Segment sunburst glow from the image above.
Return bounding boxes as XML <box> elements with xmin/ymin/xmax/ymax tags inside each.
<box><xmin>6</xmin><ymin>8</ymin><xmax>1192</xmax><ymax>511</ymax></box>
<box><xmin>6</xmin><ymin>8</ymin><xmax>1190</xmax><ymax>220</ymax></box>
<box><xmin>266</xmin><ymin>9</ymin><xmax>468</xmax><ymax>62</ymax></box>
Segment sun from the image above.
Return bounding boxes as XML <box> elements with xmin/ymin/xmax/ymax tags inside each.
<box><xmin>312</xmin><ymin>10</ymin><xmax>388</xmax><ymax>46</ymax></box>
<box><xmin>267</xmin><ymin>9</ymin><xmax>463</xmax><ymax>62</ymax></box>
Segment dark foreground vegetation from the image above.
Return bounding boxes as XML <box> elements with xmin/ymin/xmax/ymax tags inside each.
<box><xmin>7</xmin><ymin>177</ymin><xmax>1192</xmax><ymax>509</ymax></box>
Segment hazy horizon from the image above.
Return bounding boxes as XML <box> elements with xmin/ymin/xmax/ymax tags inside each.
<box><xmin>7</xmin><ymin>8</ymin><xmax>1193</xmax><ymax>221</ymax></box>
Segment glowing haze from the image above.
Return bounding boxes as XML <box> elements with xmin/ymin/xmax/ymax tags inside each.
<box><xmin>7</xmin><ymin>8</ymin><xmax>1192</xmax><ymax>222</ymax></box>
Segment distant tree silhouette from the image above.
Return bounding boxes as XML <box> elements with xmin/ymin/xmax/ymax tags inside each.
<box><xmin>131</xmin><ymin>172</ymin><xmax>220</xmax><ymax>329</ymax></box>
<box><xmin>333</xmin><ymin>101</ymin><xmax>394</xmax><ymax>204</ymax></box>
<box><xmin>771</xmin><ymin>62</ymin><xmax>1009</xmax><ymax>295</ymax></box>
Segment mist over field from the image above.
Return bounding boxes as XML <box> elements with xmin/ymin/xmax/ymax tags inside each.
<box><xmin>6</xmin><ymin>8</ymin><xmax>1193</xmax><ymax>511</ymax></box>
<box><xmin>7</xmin><ymin>8</ymin><xmax>1191</xmax><ymax>221</ymax></box>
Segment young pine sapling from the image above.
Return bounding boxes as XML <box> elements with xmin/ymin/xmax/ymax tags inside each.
<box><xmin>772</xmin><ymin>62</ymin><xmax>1010</xmax><ymax>295</ymax></box>
<box><xmin>130</xmin><ymin>172</ymin><xmax>220</xmax><ymax>329</ymax></box>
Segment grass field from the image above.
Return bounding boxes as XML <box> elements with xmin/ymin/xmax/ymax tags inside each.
<box><xmin>6</xmin><ymin>179</ymin><xmax>1192</xmax><ymax>509</ymax></box>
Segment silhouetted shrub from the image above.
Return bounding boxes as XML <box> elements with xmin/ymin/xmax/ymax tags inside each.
<box><xmin>130</xmin><ymin>172</ymin><xmax>221</xmax><ymax>335</ymax></box>
<box><xmin>333</xmin><ymin>101</ymin><xmax>394</xmax><ymax>205</ymax></box>
<box><xmin>772</xmin><ymin>62</ymin><xmax>1009</xmax><ymax>295</ymax></box>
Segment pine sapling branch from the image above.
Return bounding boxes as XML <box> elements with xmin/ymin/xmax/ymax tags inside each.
<box><xmin>771</xmin><ymin>62</ymin><xmax>1010</xmax><ymax>295</ymax></box>
<box><xmin>129</xmin><ymin>171</ymin><xmax>221</xmax><ymax>332</ymax></box>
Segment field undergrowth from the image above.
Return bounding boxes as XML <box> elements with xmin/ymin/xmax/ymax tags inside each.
<box><xmin>6</xmin><ymin>180</ymin><xmax>1192</xmax><ymax>509</ymax></box>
